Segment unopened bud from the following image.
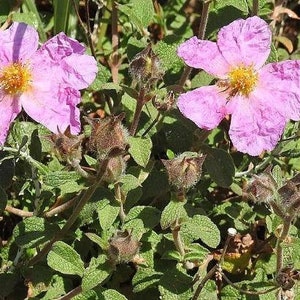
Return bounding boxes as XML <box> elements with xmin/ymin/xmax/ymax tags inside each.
<box><xmin>88</xmin><ymin>114</ymin><xmax>128</xmax><ymax>159</ymax></box>
<box><xmin>153</xmin><ymin>91</ymin><xmax>175</xmax><ymax>112</ymax></box>
<box><xmin>162</xmin><ymin>152</ymin><xmax>206</xmax><ymax>190</ymax></box>
<box><xmin>108</xmin><ymin>230</ymin><xmax>141</xmax><ymax>263</ymax></box>
<box><xmin>50</xmin><ymin>126</ymin><xmax>83</xmax><ymax>162</ymax></box>
<box><xmin>244</xmin><ymin>173</ymin><xmax>277</xmax><ymax>203</ymax></box>
<box><xmin>129</xmin><ymin>44</ymin><xmax>164</xmax><ymax>87</ymax></box>
<box><xmin>102</xmin><ymin>156</ymin><xmax>126</xmax><ymax>183</ymax></box>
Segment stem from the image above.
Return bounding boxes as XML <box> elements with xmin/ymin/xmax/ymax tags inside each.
<box><xmin>192</xmin><ymin>264</ymin><xmax>218</xmax><ymax>300</ymax></box>
<box><xmin>5</xmin><ymin>206</ymin><xmax>33</xmax><ymax>217</ymax></box>
<box><xmin>251</xmin><ymin>0</ymin><xmax>259</xmax><ymax>16</ymax></box>
<box><xmin>111</xmin><ymin>0</ymin><xmax>119</xmax><ymax>84</ymax></box>
<box><xmin>71</xmin><ymin>0</ymin><xmax>96</xmax><ymax>58</ymax></box>
<box><xmin>178</xmin><ymin>0</ymin><xmax>211</xmax><ymax>87</ymax></box>
<box><xmin>114</xmin><ymin>182</ymin><xmax>126</xmax><ymax>223</ymax></box>
<box><xmin>28</xmin><ymin>159</ymin><xmax>109</xmax><ymax>266</ymax></box>
<box><xmin>172</xmin><ymin>220</ymin><xmax>185</xmax><ymax>257</ymax></box>
<box><xmin>275</xmin><ymin>214</ymin><xmax>293</xmax><ymax>273</ymax></box>
<box><xmin>129</xmin><ymin>88</ymin><xmax>146</xmax><ymax>136</ymax></box>
<box><xmin>57</xmin><ymin>286</ymin><xmax>82</xmax><ymax>300</ymax></box>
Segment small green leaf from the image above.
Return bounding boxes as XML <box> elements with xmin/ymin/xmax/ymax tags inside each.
<box><xmin>203</xmin><ymin>147</ymin><xmax>235</xmax><ymax>187</ymax></box>
<box><xmin>181</xmin><ymin>215</ymin><xmax>220</xmax><ymax>248</ymax></box>
<box><xmin>43</xmin><ymin>171</ymin><xmax>81</xmax><ymax>187</ymax></box>
<box><xmin>98</xmin><ymin>201</ymin><xmax>120</xmax><ymax>230</ymax></box>
<box><xmin>126</xmin><ymin>206</ymin><xmax>161</xmax><ymax>230</ymax></box>
<box><xmin>47</xmin><ymin>241</ymin><xmax>85</xmax><ymax>277</ymax></box>
<box><xmin>133</xmin><ymin>268</ymin><xmax>162</xmax><ymax>293</ymax></box>
<box><xmin>160</xmin><ymin>199</ymin><xmax>188</xmax><ymax>230</ymax></box>
<box><xmin>118</xmin><ymin>174</ymin><xmax>141</xmax><ymax>195</ymax></box>
<box><xmin>128</xmin><ymin>136</ymin><xmax>152</xmax><ymax>167</ymax></box>
<box><xmin>13</xmin><ymin>217</ymin><xmax>60</xmax><ymax>248</ymax></box>
<box><xmin>89</xmin><ymin>63</ymin><xmax>111</xmax><ymax>90</ymax></box>
<box><xmin>82</xmin><ymin>255</ymin><xmax>112</xmax><ymax>291</ymax></box>
<box><xmin>101</xmin><ymin>289</ymin><xmax>128</xmax><ymax>300</ymax></box>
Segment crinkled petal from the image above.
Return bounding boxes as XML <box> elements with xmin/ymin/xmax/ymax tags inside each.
<box><xmin>258</xmin><ymin>61</ymin><xmax>300</xmax><ymax>120</ymax></box>
<box><xmin>37</xmin><ymin>32</ymin><xmax>85</xmax><ymax>63</ymax></box>
<box><xmin>0</xmin><ymin>22</ymin><xmax>38</xmax><ymax>64</ymax></box>
<box><xmin>228</xmin><ymin>95</ymin><xmax>286</xmax><ymax>156</ymax></box>
<box><xmin>60</xmin><ymin>54</ymin><xmax>98</xmax><ymax>89</ymax></box>
<box><xmin>20</xmin><ymin>72</ymin><xmax>81</xmax><ymax>134</ymax></box>
<box><xmin>177</xmin><ymin>37</ymin><xmax>230</xmax><ymax>77</ymax></box>
<box><xmin>177</xmin><ymin>85</ymin><xmax>227</xmax><ymax>130</ymax></box>
<box><xmin>217</xmin><ymin>16</ymin><xmax>271</xmax><ymax>69</ymax></box>
<box><xmin>0</xmin><ymin>93</ymin><xmax>22</xmax><ymax>144</ymax></box>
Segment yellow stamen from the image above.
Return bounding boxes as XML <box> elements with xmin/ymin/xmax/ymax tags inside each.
<box><xmin>227</xmin><ymin>65</ymin><xmax>258</xmax><ymax>97</ymax></box>
<box><xmin>0</xmin><ymin>62</ymin><xmax>32</xmax><ymax>95</ymax></box>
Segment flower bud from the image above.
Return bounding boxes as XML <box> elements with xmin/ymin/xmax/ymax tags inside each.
<box><xmin>244</xmin><ymin>173</ymin><xmax>277</xmax><ymax>203</ymax></box>
<box><xmin>129</xmin><ymin>44</ymin><xmax>164</xmax><ymax>87</ymax></box>
<box><xmin>102</xmin><ymin>156</ymin><xmax>126</xmax><ymax>183</ymax></box>
<box><xmin>88</xmin><ymin>114</ymin><xmax>128</xmax><ymax>159</ymax></box>
<box><xmin>108</xmin><ymin>230</ymin><xmax>141</xmax><ymax>263</ymax></box>
<box><xmin>161</xmin><ymin>152</ymin><xmax>206</xmax><ymax>190</ymax></box>
<box><xmin>153</xmin><ymin>91</ymin><xmax>176</xmax><ymax>112</ymax></box>
<box><xmin>50</xmin><ymin>126</ymin><xmax>83</xmax><ymax>162</ymax></box>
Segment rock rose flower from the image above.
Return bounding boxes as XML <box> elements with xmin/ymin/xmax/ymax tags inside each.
<box><xmin>0</xmin><ymin>22</ymin><xmax>97</xmax><ymax>144</ymax></box>
<box><xmin>177</xmin><ymin>16</ymin><xmax>300</xmax><ymax>156</ymax></box>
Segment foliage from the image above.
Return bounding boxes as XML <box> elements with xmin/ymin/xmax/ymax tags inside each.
<box><xmin>1</xmin><ymin>0</ymin><xmax>300</xmax><ymax>299</ymax></box>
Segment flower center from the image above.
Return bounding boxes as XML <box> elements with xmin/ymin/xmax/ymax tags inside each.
<box><xmin>0</xmin><ymin>62</ymin><xmax>32</xmax><ymax>95</ymax></box>
<box><xmin>227</xmin><ymin>65</ymin><xmax>258</xmax><ymax>97</ymax></box>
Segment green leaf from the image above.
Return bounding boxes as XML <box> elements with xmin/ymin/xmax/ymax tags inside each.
<box><xmin>203</xmin><ymin>147</ymin><xmax>235</xmax><ymax>187</ymax></box>
<box><xmin>43</xmin><ymin>171</ymin><xmax>81</xmax><ymax>187</ymax></box>
<box><xmin>89</xmin><ymin>63</ymin><xmax>111</xmax><ymax>90</ymax></box>
<box><xmin>159</xmin><ymin>266</ymin><xmax>192</xmax><ymax>300</ymax></box>
<box><xmin>181</xmin><ymin>215</ymin><xmax>220</xmax><ymax>248</ymax></box>
<box><xmin>82</xmin><ymin>255</ymin><xmax>112</xmax><ymax>291</ymax></box>
<box><xmin>118</xmin><ymin>0</ymin><xmax>154</xmax><ymax>31</ymax></box>
<box><xmin>133</xmin><ymin>268</ymin><xmax>162</xmax><ymax>293</ymax></box>
<box><xmin>0</xmin><ymin>151</ymin><xmax>15</xmax><ymax>188</ymax></box>
<box><xmin>118</xmin><ymin>174</ymin><xmax>141</xmax><ymax>195</ymax></box>
<box><xmin>184</xmin><ymin>243</ymin><xmax>209</xmax><ymax>262</ymax></box>
<box><xmin>211</xmin><ymin>0</ymin><xmax>248</xmax><ymax>13</ymax></box>
<box><xmin>128</xmin><ymin>137</ymin><xmax>152</xmax><ymax>168</ymax></box>
<box><xmin>42</xmin><ymin>274</ymin><xmax>73</xmax><ymax>300</ymax></box>
<box><xmin>100</xmin><ymin>289</ymin><xmax>128</xmax><ymax>300</ymax></box>
<box><xmin>125</xmin><ymin>206</ymin><xmax>161</xmax><ymax>230</ymax></box>
<box><xmin>13</xmin><ymin>217</ymin><xmax>60</xmax><ymax>248</ymax></box>
<box><xmin>98</xmin><ymin>201</ymin><xmax>120</xmax><ymax>230</ymax></box>
<box><xmin>53</xmin><ymin>0</ymin><xmax>71</xmax><ymax>34</ymax></box>
<box><xmin>47</xmin><ymin>241</ymin><xmax>85</xmax><ymax>277</ymax></box>
<box><xmin>160</xmin><ymin>199</ymin><xmax>188</xmax><ymax>230</ymax></box>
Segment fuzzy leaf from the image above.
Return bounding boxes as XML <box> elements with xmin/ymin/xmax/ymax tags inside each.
<box><xmin>82</xmin><ymin>255</ymin><xmax>112</xmax><ymax>291</ymax></box>
<box><xmin>181</xmin><ymin>215</ymin><xmax>220</xmax><ymax>248</ymax></box>
<box><xmin>128</xmin><ymin>136</ymin><xmax>152</xmax><ymax>167</ymax></box>
<box><xmin>160</xmin><ymin>199</ymin><xmax>188</xmax><ymax>230</ymax></box>
<box><xmin>43</xmin><ymin>171</ymin><xmax>81</xmax><ymax>187</ymax></box>
<box><xmin>98</xmin><ymin>201</ymin><xmax>120</xmax><ymax>231</ymax></box>
<box><xmin>47</xmin><ymin>241</ymin><xmax>85</xmax><ymax>277</ymax></box>
<box><xmin>13</xmin><ymin>217</ymin><xmax>60</xmax><ymax>248</ymax></box>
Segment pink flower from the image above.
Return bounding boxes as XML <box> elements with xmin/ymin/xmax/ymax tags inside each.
<box><xmin>177</xmin><ymin>16</ymin><xmax>300</xmax><ymax>156</ymax></box>
<box><xmin>0</xmin><ymin>22</ymin><xmax>98</xmax><ymax>144</ymax></box>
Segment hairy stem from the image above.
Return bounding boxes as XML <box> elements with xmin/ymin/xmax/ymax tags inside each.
<box><xmin>28</xmin><ymin>159</ymin><xmax>109</xmax><ymax>266</ymax></box>
<box><xmin>178</xmin><ymin>0</ymin><xmax>212</xmax><ymax>87</ymax></box>
<box><xmin>111</xmin><ymin>0</ymin><xmax>119</xmax><ymax>84</ymax></box>
<box><xmin>129</xmin><ymin>87</ymin><xmax>146</xmax><ymax>136</ymax></box>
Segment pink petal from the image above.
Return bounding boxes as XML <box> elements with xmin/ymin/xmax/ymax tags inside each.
<box><xmin>61</xmin><ymin>54</ymin><xmax>98</xmax><ymax>89</ymax></box>
<box><xmin>20</xmin><ymin>80</ymin><xmax>81</xmax><ymax>135</ymax></box>
<box><xmin>37</xmin><ymin>32</ymin><xmax>86</xmax><ymax>63</ymax></box>
<box><xmin>259</xmin><ymin>61</ymin><xmax>300</xmax><ymax>121</ymax></box>
<box><xmin>0</xmin><ymin>22</ymin><xmax>38</xmax><ymax>64</ymax></box>
<box><xmin>0</xmin><ymin>94</ymin><xmax>22</xmax><ymax>144</ymax></box>
<box><xmin>177</xmin><ymin>37</ymin><xmax>229</xmax><ymax>77</ymax></box>
<box><xmin>177</xmin><ymin>85</ymin><xmax>227</xmax><ymax>130</ymax></box>
<box><xmin>228</xmin><ymin>95</ymin><xmax>286</xmax><ymax>156</ymax></box>
<box><xmin>217</xmin><ymin>16</ymin><xmax>271</xmax><ymax>69</ymax></box>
